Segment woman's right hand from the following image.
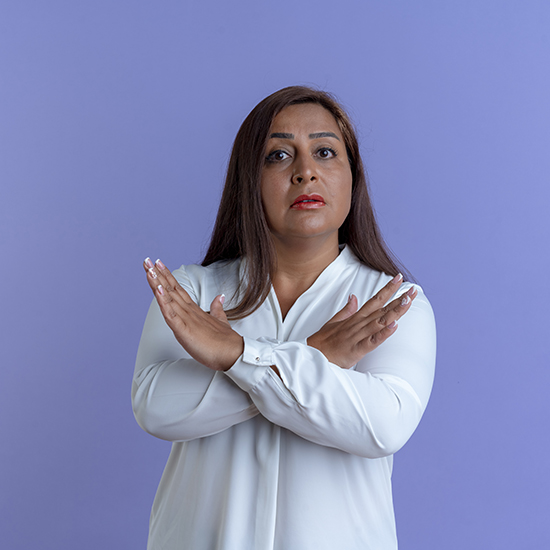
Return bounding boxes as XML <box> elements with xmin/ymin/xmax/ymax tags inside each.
<box><xmin>307</xmin><ymin>274</ymin><xmax>417</xmax><ymax>369</ymax></box>
<box><xmin>143</xmin><ymin>258</ymin><xmax>244</xmax><ymax>372</ymax></box>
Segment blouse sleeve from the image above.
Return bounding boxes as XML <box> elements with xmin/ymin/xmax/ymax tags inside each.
<box><xmin>224</xmin><ymin>285</ymin><xmax>436</xmax><ymax>458</ymax></box>
<box><xmin>131</xmin><ymin>270</ymin><xmax>259</xmax><ymax>442</ymax></box>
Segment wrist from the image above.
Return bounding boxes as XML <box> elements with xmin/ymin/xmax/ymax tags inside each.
<box><xmin>220</xmin><ymin>336</ymin><xmax>244</xmax><ymax>371</ymax></box>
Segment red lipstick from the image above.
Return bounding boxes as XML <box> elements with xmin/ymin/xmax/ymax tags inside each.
<box><xmin>291</xmin><ymin>194</ymin><xmax>326</xmax><ymax>209</ymax></box>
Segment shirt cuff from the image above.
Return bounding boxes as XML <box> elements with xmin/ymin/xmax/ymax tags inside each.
<box><xmin>224</xmin><ymin>336</ymin><xmax>278</xmax><ymax>392</ymax></box>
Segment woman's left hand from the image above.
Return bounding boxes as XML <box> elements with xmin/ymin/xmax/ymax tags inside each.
<box><xmin>307</xmin><ymin>276</ymin><xmax>417</xmax><ymax>369</ymax></box>
<box><xmin>143</xmin><ymin>258</ymin><xmax>244</xmax><ymax>371</ymax></box>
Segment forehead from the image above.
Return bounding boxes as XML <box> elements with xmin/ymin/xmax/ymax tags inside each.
<box><xmin>269</xmin><ymin>103</ymin><xmax>342</xmax><ymax>138</ymax></box>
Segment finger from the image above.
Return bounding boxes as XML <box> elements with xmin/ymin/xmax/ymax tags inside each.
<box><xmin>143</xmin><ymin>258</ymin><xmax>173</xmax><ymax>289</ymax></box>
<box><xmin>155</xmin><ymin>283</ymin><xmax>186</xmax><ymax>328</ymax></box>
<box><xmin>143</xmin><ymin>258</ymin><xmax>193</xmax><ymax>306</ymax></box>
<box><xmin>144</xmin><ymin>257</ymin><xmax>162</xmax><ymax>293</ymax></box>
<box><xmin>361</xmin><ymin>285</ymin><xmax>417</xmax><ymax>330</ymax></box>
<box><xmin>143</xmin><ymin>257</ymin><xmax>156</xmax><ymax>281</ymax></box>
<box><xmin>359</xmin><ymin>319</ymin><xmax>400</xmax><ymax>350</ymax></box>
<box><xmin>357</xmin><ymin>273</ymin><xmax>404</xmax><ymax>317</ymax></box>
<box><xmin>143</xmin><ymin>259</ymin><xmax>190</xmax><ymax>318</ymax></box>
<box><xmin>387</xmin><ymin>286</ymin><xmax>418</xmax><ymax>313</ymax></box>
<box><xmin>209</xmin><ymin>294</ymin><xmax>229</xmax><ymax>324</ymax></box>
<box><xmin>326</xmin><ymin>294</ymin><xmax>359</xmax><ymax>324</ymax></box>
<box><xmin>155</xmin><ymin>259</ymin><xmax>195</xmax><ymax>304</ymax></box>
<box><xmin>144</xmin><ymin>257</ymin><xmax>154</xmax><ymax>271</ymax></box>
<box><xmin>144</xmin><ymin>257</ymin><xmax>161</xmax><ymax>285</ymax></box>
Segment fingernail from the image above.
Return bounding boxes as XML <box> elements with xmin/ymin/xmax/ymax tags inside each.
<box><xmin>407</xmin><ymin>286</ymin><xmax>417</xmax><ymax>297</ymax></box>
<box><xmin>220</xmin><ymin>294</ymin><xmax>226</xmax><ymax>305</ymax></box>
<box><xmin>401</xmin><ymin>295</ymin><xmax>410</xmax><ymax>306</ymax></box>
<box><xmin>148</xmin><ymin>267</ymin><xmax>157</xmax><ymax>279</ymax></box>
<box><xmin>348</xmin><ymin>293</ymin><xmax>354</xmax><ymax>302</ymax></box>
<box><xmin>144</xmin><ymin>257</ymin><xmax>153</xmax><ymax>268</ymax></box>
<box><xmin>388</xmin><ymin>321</ymin><xmax>398</xmax><ymax>329</ymax></box>
<box><xmin>157</xmin><ymin>284</ymin><xmax>164</xmax><ymax>296</ymax></box>
<box><xmin>155</xmin><ymin>259</ymin><xmax>166</xmax><ymax>270</ymax></box>
<box><xmin>392</xmin><ymin>273</ymin><xmax>403</xmax><ymax>284</ymax></box>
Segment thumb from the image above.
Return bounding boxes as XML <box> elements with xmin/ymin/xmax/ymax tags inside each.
<box><xmin>327</xmin><ymin>294</ymin><xmax>358</xmax><ymax>324</ymax></box>
<box><xmin>210</xmin><ymin>294</ymin><xmax>229</xmax><ymax>324</ymax></box>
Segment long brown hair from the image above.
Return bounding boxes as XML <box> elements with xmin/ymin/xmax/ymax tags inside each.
<box><xmin>202</xmin><ymin>86</ymin><xmax>410</xmax><ymax>319</ymax></box>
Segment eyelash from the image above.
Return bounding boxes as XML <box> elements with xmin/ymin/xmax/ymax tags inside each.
<box><xmin>316</xmin><ymin>147</ymin><xmax>337</xmax><ymax>159</ymax></box>
<box><xmin>265</xmin><ymin>147</ymin><xmax>337</xmax><ymax>163</ymax></box>
<box><xmin>265</xmin><ymin>150</ymin><xmax>290</xmax><ymax>163</ymax></box>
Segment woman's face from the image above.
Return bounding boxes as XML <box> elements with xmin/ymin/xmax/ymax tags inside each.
<box><xmin>260</xmin><ymin>103</ymin><xmax>352</xmax><ymax>249</ymax></box>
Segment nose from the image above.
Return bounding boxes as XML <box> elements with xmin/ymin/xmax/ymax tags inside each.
<box><xmin>291</xmin><ymin>156</ymin><xmax>317</xmax><ymax>185</ymax></box>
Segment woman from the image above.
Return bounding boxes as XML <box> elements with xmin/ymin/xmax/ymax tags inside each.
<box><xmin>133</xmin><ymin>86</ymin><xmax>436</xmax><ymax>550</ymax></box>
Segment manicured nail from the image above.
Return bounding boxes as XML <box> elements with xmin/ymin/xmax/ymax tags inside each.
<box><xmin>401</xmin><ymin>295</ymin><xmax>410</xmax><ymax>306</ymax></box>
<box><xmin>157</xmin><ymin>284</ymin><xmax>164</xmax><ymax>296</ymax></box>
<box><xmin>155</xmin><ymin>259</ymin><xmax>166</xmax><ymax>270</ymax></box>
<box><xmin>407</xmin><ymin>286</ymin><xmax>417</xmax><ymax>297</ymax></box>
<box><xmin>148</xmin><ymin>267</ymin><xmax>157</xmax><ymax>279</ymax></box>
<box><xmin>348</xmin><ymin>293</ymin><xmax>354</xmax><ymax>303</ymax></box>
<box><xmin>220</xmin><ymin>294</ymin><xmax>226</xmax><ymax>305</ymax></box>
<box><xmin>388</xmin><ymin>321</ymin><xmax>398</xmax><ymax>329</ymax></box>
<box><xmin>392</xmin><ymin>273</ymin><xmax>403</xmax><ymax>284</ymax></box>
<box><xmin>144</xmin><ymin>257</ymin><xmax>153</xmax><ymax>268</ymax></box>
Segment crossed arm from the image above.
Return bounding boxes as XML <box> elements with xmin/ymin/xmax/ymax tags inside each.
<box><xmin>132</xmin><ymin>258</ymin><xmax>436</xmax><ymax>457</ymax></box>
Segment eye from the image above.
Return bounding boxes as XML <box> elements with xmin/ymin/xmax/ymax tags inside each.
<box><xmin>265</xmin><ymin>149</ymin><xmax>290</xmax><ymax>163</ymax></box>
<box><xmin>316</xmin><ymin>147</ymin><xmax>337</xmax><ymax>159</ymax></box>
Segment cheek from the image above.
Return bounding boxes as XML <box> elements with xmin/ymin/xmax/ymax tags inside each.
<box><xmin>261</xmin><ymin>172</ymin><xmax>287</xmax><ymax>202</ymax></box>
<box><xmin>338</xmin><ymin>178</ymin><xmax>353</xmax><ymax>219</ymax></box>
<box><xmin>334</xmin><ymin>175</ymin><xmax>352</xmax><ymax>203</ymax></box>
<box><xmin>260</xmin><ymin>177</ymin><xmax>273</xmax><ymax>208</ymax></box>
<box><xmin>260</xmin><ymin>181</ymin><xmax>284</xmax><ymax>226</ymax></box>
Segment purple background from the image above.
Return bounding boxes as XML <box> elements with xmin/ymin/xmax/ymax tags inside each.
<box><xmin>2</xmin><ymin>1</ymin><xmax>549</xmax><ymax>548</ymax></box>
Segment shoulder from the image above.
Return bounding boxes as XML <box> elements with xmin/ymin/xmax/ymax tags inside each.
<box><xmin>340</xmin><ymin>247</ymin><xmax>394</xmax><ymax>298</ymax></box>
<box><xmin>344</xmin><ymin>247</ymin><xmax>433</xmax><ymax>312</ymax></box>
<box><xmin>172</xmin><ymin>259</ymin><xmax>242</xmax><ymax>307</ymax></box>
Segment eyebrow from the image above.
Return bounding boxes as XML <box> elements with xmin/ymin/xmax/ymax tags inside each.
<box><xmin>269</xmin><ymin>132</ymin><xmax>294</xmax><ymax>139</ymax></box>
<box><xmin>268</xmin><ymin>131</ymin><xmax>341</xmax><ymax>141</ymax></box>
<box><xmin>309</xmin><ymin>132</ymin><xmax>340</xmax><ymax>141</ymax></box>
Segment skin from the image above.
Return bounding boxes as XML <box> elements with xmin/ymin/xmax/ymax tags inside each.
<box><xmin>261</xmin><ymin>104</ymin><xmax>352</xmax><ymax>256</ymax></box>
<box><xmin>144</xmin><ymin>104</ymin><xmax>417</xmax><ymax>372</ymax></box>
<box><xmin>261</xmin><ymin>104</ymin><xmax>353</xmax><ymax>317</ymax></box>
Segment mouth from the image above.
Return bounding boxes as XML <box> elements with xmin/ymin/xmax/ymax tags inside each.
<box><xmin>291</xmin><ymin>194</ymin><xmax>326</xmax><ymax>209</ymax></box>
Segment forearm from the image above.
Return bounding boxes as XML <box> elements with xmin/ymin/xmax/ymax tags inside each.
<box><xmin>132</xmin><ymin>298</ymin><xmax>258</xmax><ymax>442</ymax></box>
<box><xmin>225</xmin><ymin>293</ymin><xmax>436</xmax><ymax>458</ymax></box>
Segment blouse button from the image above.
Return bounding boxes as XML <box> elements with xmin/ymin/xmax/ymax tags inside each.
<box><xmin>255</xmin><ymin>357</ymin><xmax>260</xmax><ymax>362</ymax></box>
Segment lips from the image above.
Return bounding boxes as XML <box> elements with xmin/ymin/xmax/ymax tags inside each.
<box><xmin>291</xmin><ymin>194</ymin><xmax>326</xmax><ymax>209</ymax></box>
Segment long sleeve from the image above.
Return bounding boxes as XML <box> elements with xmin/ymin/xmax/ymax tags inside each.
<box><xmin>225</xmin><ymin>285</ymin><xmax>436</xmax><ymax>458</ymax></box>
<box><xmin>137</xmin><ymin>251</ymin><xmax>434</xmax><ymax>550</ymax></box>
<box><xmin>132</xmin><ymin>269</ymin><xmax>259</xmax><ymax>442</ymax></box>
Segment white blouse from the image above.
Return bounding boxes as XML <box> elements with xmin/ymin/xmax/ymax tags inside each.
<box><xmin>132</xmin><ymin>246</ymin><xmax>436</xmax><ymax>550</ymax></box>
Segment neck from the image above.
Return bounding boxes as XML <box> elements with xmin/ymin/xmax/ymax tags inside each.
<box><xmin>270</xmin><ymin>235</ymin><xmax>341</xmax><ymax>318</ymax></box>
<box><xmin>273</xmin><ymin>236</ymin><xmax>339</xmax><ymax>277</ymax></box>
